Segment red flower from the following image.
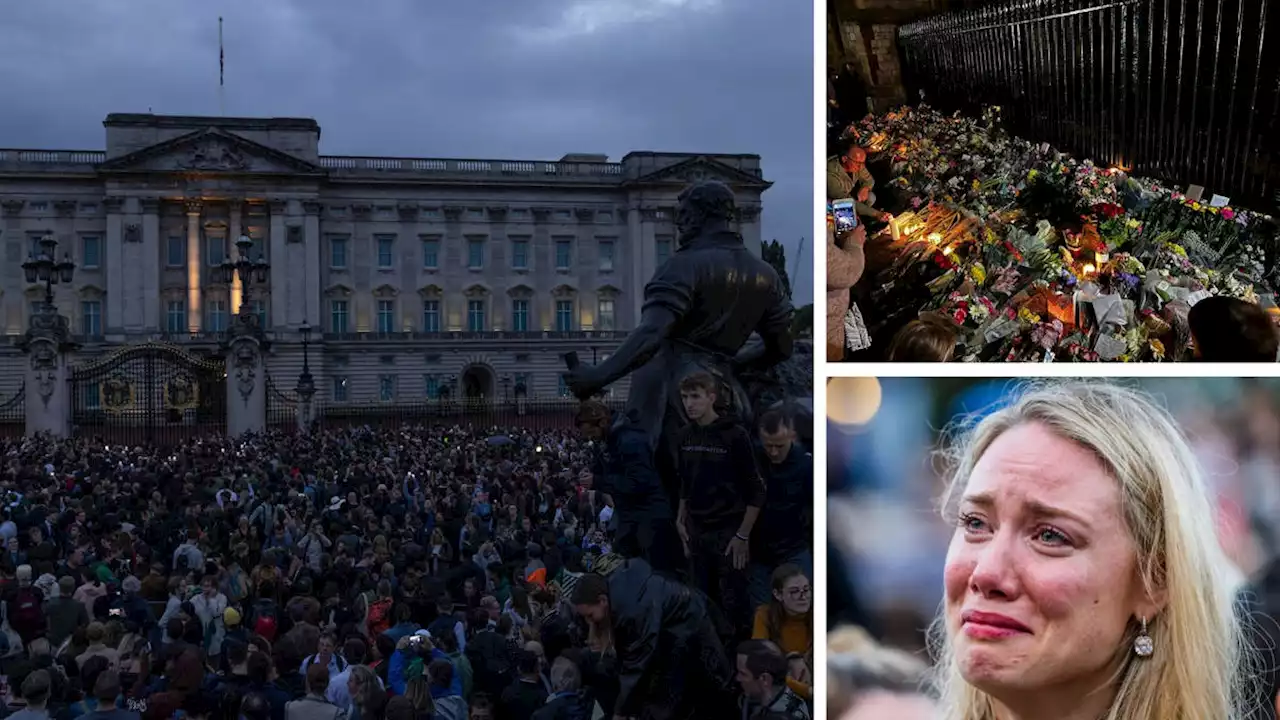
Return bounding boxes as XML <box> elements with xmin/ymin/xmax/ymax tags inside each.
<box><xmin>953</xmin><ymin>308</ymin><xmax>968</xmax><ymax>325</ymax></box>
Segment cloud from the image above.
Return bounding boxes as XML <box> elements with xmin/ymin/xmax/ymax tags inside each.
<box><xmin>0</xmin><ymin>0</ymin><xmax>813</xmax><ymax>301</ymax></box>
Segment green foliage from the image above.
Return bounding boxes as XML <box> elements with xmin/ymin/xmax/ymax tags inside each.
<box><xmin>791</xmin><ymin>304</ymin><xmax>813</xmax><ymax>338</ymax></box>
<box><xmin>762</xmin><ymin>240</ymin><xmax>792</xmax><ymax>299</ymax></box>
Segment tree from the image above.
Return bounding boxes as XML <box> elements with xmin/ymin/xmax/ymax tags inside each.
<box><xmin>761</xmin><ymin>239</ymin><xmax>792</xmax><ymax>299</ymax></box>
<box><xmin>792</xmin><ymin>304</ymin><xmax>813</xmax><ymax>338</ymax></box>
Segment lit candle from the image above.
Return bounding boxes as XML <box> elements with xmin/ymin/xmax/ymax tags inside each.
<box><xmin>1082</xmin><ymin>263</ymin><xmax>1096</xmax><ymax>276</ymax></box>
<box><xmin>942</xmin><ymin>246</ymin><xmax>954</xmax><ymax>256</ymax></box>
<box><xmin>1095</xmin><ymin>252</ymin><xmax>1108</xmax><ymax>266</ymax></box>
<box><xmin>927</xmin><ymin>232</ymin><xmax>943</xmax><ymax>244</ymax></box>
<box><xmin>890</xmin><ymin>217</ymin><xmax>901</xmax><ymax>242</ymax></box>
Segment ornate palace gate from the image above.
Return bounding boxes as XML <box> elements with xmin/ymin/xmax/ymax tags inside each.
<box><xmin>71</xmin><ymin>343</ymin><xmax>227</xmax><ymax>446</ymax></box>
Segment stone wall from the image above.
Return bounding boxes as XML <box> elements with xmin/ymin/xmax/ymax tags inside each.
<box><xmin>829</xmin><ymin>0</ymin><xmax>951</xmax><ymax>113</ymax></box>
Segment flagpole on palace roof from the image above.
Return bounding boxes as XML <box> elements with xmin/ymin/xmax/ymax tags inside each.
<box><xmin>219</xmin><ymin>17</ymin><xmax>225</xmax><ymax>116</ymax></box>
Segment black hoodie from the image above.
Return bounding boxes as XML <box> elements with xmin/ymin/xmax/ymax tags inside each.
<box><xmin>676</xmin><ymin>417</ymin><xmax>765</xmax><ymax>532</ymax></box>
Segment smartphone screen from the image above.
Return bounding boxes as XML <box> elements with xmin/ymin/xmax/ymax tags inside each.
<box><xmin>833</xmin><ymin>199</ymin><xmax>858</xmax><ymax>233</ymax></box>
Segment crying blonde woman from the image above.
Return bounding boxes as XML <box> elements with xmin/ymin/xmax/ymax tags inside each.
<box><xmin>928</xmin><ymin>382</ymin><xmax>1258</xmax><ymax>720</ymax></box>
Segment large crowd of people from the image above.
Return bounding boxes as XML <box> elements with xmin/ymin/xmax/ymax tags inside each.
<box><xmin>0</xmin><ymin>396</ymin><xmax>812</xmax><ymax>720</ymax></box>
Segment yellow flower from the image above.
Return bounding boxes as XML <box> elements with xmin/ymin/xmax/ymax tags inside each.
<box><xmin>1127</xmin><ymin>219</ymin><xmax>1141</xmax><ymax>229</ymax></box>
<box><xmin>1191</xmin><ymin>202</ymin><xmax>1202</xmax><ymax>211</ymax></box>
<box><xmin>1168</xmin><ymin>243</ymin><xmax>1187</xmax><ymax>257</ymax></box>
<box><xmin>1150</xmin><ymin>339</ymin><xmax>1166</xmax><ymax>358</ymax></box>
<box><xmin>1028</xmin><ymin>170</ymin><xmax>1040</xmax><ymax>181</ymax></box>
<box><xmin>971</xmin><ymin>264</ymin><xmax>987</xmax><ymax>284</ymax></box>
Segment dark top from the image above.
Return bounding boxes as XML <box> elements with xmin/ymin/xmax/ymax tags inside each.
<box><xmin>676</xmin><ymin>418</ymin><xmax>765</xmax><ymax>531</ymax></box>
<box><xmin>752</xmin><ymin>443</ymin><xmax>813</xmax><ymax>564</ymax></box>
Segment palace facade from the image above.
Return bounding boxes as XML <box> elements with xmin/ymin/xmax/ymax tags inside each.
<box><xmin>0</xmin><ymin>113</ymin><xmax>771</xmax><ymax>405</ymax></box>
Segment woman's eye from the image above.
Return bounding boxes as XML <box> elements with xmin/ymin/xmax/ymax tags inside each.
<box><xmin>1035</xmin><ymin>527</ymin><xmax>1070</xmax><ymax>546</ymax></box>
<box><xmin>958</xmin><ymin>513</ymin><xmax>987</xmax><ymax>532</ymax></box>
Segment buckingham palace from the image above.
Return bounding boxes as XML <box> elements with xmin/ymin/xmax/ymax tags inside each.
<box><xmin>0</xmin><ymin>113</ymin><xmax>771</xmax><ymax>406</ymax></box>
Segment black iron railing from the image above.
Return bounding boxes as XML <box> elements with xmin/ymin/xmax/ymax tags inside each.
<box><xmin>899</xmin><ymin>0</ymin><xmax>1280</xmax><ymax>211</ymax></box>
<box><xmin>0</xmin><ymin>384</ymin><xmax>23</xmax><ymax>439</ymax></box>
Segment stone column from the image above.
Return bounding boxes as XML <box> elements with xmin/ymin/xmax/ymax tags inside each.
<box><xmin>104</xmin><ymin>197</ymin><xmax>125</xmax><ymax>333</ymax></box>
<box><xmin>21</xmin><ymin>308</ymin><xmax>74</xmax><ymax>438</ymax></box>
<box><xmin>229</xmin><ymin>202</ymin><xmax>243</xmax><ymax>315</ymax></box>
<box><xmin>223</xmin><ymin>315</ymin><xmax>267</xmax><ymax>437</ymax></box>
<box><xmin>268</xmin><ymin>200</ymin><xmax>288</xmax><ymax>328</ymax></box>
<box><xmin>185</xmin><ymin>200</ymin><xmax>202</xmax><ymax>333</ymax></box>
<box><xmin>140</xmin><ymin>198</ymin><xmax>161</xmax><ymax>331</ymax></box>
<box><xmin>303</xmin><ymin>201</ymin><xmax>322</xmax><ymax>327</ymax></box>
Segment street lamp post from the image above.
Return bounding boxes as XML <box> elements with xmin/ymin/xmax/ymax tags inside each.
<box><xmin>218</xmin><ymin>235</ymin><xmax>271</xmax><ymax>318</ymax></box>
<box><xmin>22</xmin><ymin>235</ymin><xmax>76</xmax><ymax>313</ymax></box>
<box><xmin>295</xmin><ymin>320</ymin><xmax>316</xmax><ymax>433</ymax></box>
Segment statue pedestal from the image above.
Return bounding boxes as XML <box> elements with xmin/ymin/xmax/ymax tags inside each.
<box><xmin>223</xmin><ymin>314</ymin><xmax>267</xmax><ymax>438</ymax></box>
<box><xmin>20</xmin><ymin>309</ymin><xmax>75</xmax><ymax>438</ymax></box>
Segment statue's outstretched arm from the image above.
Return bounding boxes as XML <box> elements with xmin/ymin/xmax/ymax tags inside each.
<box><xmin>588</xmin><ymin>304</ymin><xmax>679</xmax><ymax>389</ymax></box>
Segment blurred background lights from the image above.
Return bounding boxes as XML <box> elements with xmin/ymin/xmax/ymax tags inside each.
<box><xmin>827</xmin><ymin>377</ymin><xmax>883</xmax><ymax>428</ymax></box>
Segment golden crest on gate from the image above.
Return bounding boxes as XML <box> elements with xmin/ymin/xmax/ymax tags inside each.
<box><xmin>101</xmin><ymin>376</ymin><xmax>134</xmax><ymax>412</ymax></box>
<box><xmin>165</xmin><ymin>375</ymin><xmax>199</xmax><ymax>410</ymax></box>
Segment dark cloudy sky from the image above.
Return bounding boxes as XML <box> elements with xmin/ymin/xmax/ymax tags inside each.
<box><xmin>0</xmin><ymin>0</ymin><xmax>815</xmax><ymax>302</ymax></box>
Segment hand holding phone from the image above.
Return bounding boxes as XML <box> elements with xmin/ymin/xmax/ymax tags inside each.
<box><xmin>832</xmin><ymin>199</ymin><xmax>858</xmax><ymax>233</ymax></box>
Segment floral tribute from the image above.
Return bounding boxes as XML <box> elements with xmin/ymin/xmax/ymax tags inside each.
<box><xmin>830</xmin><ymin>105</ymin><xmax>1280</xmax><ymax>362</ymax></box>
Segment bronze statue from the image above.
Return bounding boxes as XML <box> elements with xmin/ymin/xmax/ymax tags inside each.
<box><xmin>566</xmin><ymin>180</ymin><xmax>794</xmax><ymax>447</ymax></box>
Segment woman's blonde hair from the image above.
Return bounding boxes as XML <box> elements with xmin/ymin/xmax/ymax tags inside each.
<box><xmin>929</xmin><ymin>381</ymin><xmax>1255</xmax><ymax>720</ymax></box>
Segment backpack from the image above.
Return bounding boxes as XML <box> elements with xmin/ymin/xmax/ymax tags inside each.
<box><xmin>10</xmin><ymin>587</ymin><xmax>41</xmax><ymax>633</ymax></box>
<box><xmin>366</xmin><ymin>597</ymin><xmax>393</xmax><ymax>637</ymax></box>
<box><xmin>252</xmin><ymin>600</ymin><xmax>279</xmax><ymax>641</ymax></box>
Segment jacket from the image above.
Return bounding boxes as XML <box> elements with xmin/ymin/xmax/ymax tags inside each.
<box><xmin>603</xmin><ymin>558</ymin><xmax>735</xmax><ymax>717</ymax></box>
<box><xmin>825</xmin><ymin>157</ymin><xmax>877</xmax><ymax>217</ymax></box>
<box><xmin>285</xmin><ymin>694</ymin><xmax>347</xmax><ymax>720</ymax></box>
<box><xmin>827</xmin><ymin>226</ymin><xmax>865</xmax><ymax>361</ymax></box>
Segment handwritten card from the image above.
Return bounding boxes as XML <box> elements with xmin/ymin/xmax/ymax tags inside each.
<box><xmin>1186</xmin><ymin>185</ymin><xmax>1205</xmax><ymax>202</ymax></box>
<box><xmin>1210</xmin><ymin>195</ymin><xmax>1231</xmax><ymax>208</ymax></box>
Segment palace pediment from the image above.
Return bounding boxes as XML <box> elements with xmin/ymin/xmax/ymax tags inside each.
<box><xmin>97</xmin><ymin>127</ymin><xmax>326</xmax><ymax>176</ymax></box>
<box><xmin>628</xmin><ymin>155</ymin><xmax>772</xmax><ymax>189</ymax></box>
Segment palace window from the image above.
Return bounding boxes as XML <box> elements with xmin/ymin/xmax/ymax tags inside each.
<box><xmin>166</xmin><ymin>301</ymin><xmax>185</xmax><ymax>333</ymax></box>
<box><xmin>467</xmin><ymin>238</ymin><xmax>485</xmax><ymax>269</ymax></box>
<box><xmin>330</xmin><ymin>300</ymin><xmax>349</xmax><ymax>334</ymax></box>
<box><xmin>511</xmin><ymin>299</ymin><xmax>529</xmax><ymax>332</ymax></box>
<box><xmin>510</xmin><ymin>238</ymin><xmax>529</xmax><ymax>269</ymax></box>
<box><xmin>422</xmin><ymin>238</ymin><xmax>439</xmax><ymax>269</ymax></box>
<box><xmin>249</xmin><ymin>299</ymin><xmax>267</xmax><ymax>329</ymax></box>
<box><xmin>81</xmin><ymin>236</ymin><xmax>101</xmax><ymax>269</ymax></box>
<box><xmin>206</xmin><ymin>235</ymin><xmax>226</xmax><ymax>266</ymax></box>
<box><xmin>376</xmin><ymin>235</ymin><xmax>395</xmax><ymax>268</ymax></box>
<box><xmin>331</xmin><ymin>376</ymin><xmax>348</xmax><ymax>402</ymax></box>
<box><xmin>205</xmin><ymin>300</ymin><xmax>228</xmax><ymax>332</ymax></box>
<box><xmin>166</xmin><ymin>236</ymin><xmax>185</xmax><ymax>266</ymax></box>
<box><xmin>81</xmin><ymin>301</ymin><xmax>101</xmax><ymax>337</ymax></box>
<box><xmin>424</xmin><ymin>374</ymin><xmax>440</xmax><ymax>399</ymax></box>
<box><xmin>558</xmin><ymin>374</ymin><xmax>570</xmax><ymax>398</ymax></box>
<box><xmin>379</xmin><ymin>375</ymin><xmax>397</xmax><ymax>402</ymax></box>
<box><xmin>422</xmin><ymin>300</ymin><xmax>440</xmax><ymax>332</ymax></box>
<box><xmin>555</xmin><ymin>300</ymin><xmax>574</xmax><ymax>332</ymax></box>
<box><xmin>598</xmin><ymin>240</ymin><xmax>614</xmax><ymax>272</ymax></box>
<box><xmin>598</xmin><ymin>299</ymin><xmax>616</xmax><ymax>331</ymax></box>
<box><xmin>330</xmin><ymin>237</ymin><xmax>348</xmax><ymax>269</ymax></box>
<box><xmin>555</xmin><ymin>239</ymin><xmax>572</xmax><ymax>269</ymax></box>
<box><xmin>467</xmin><ymin>300</ymin><xmax>486</xmax><ymax>332</ymax></box>
<box><xmin>377</xmin><ymin>300</ymin><xmax>395</xmax><ymax>333</ymax></box>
